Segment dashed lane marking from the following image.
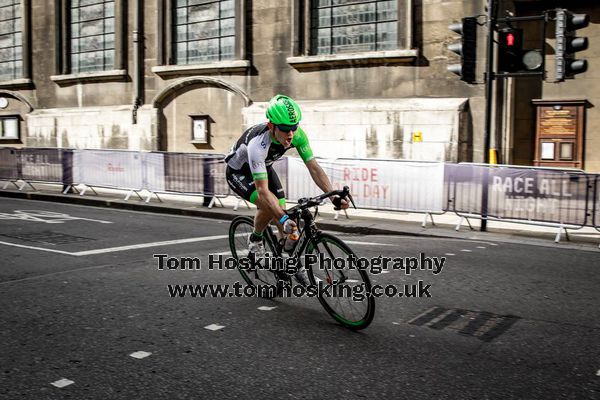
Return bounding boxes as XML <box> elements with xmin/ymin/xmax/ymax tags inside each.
<box><xmin>476</xmin><ymin>246</ymin><xmax>486</xmax><ymax>249</ymax></box>
<box><xmin>129</xmin><ymin>351</ymin><xmax>152</xmax><ymax>359</ymax></box>
<box><xmin>204</xmin><ymin>324</ymin><xmax>225</xmax><ymax>331</ymax></box>
<box><xmin>460</xmin><ymin>249</ymin><xmax>472</xmax><ymax>252</ymax></box>
<box><xmin>445</xmin><ymin>253</ymin><xmax>456</xmax><ymax>256</ymax></box>
<box><xmin>258</xmin><ymin>306</ymin><xmax>277</xmax><ymax>311</ymax></box>
<box><xmin>50</xmin><ymin>378</ymin><xmax>74</xmax><ymax>388</ymax></box>
<box><xmin>344</xmin><ymin>241</ymin><xmax>395</xmax><ymax>247</ymax></box>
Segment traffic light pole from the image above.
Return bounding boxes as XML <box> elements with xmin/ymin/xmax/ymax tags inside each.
<box><xmin>481</xmin><ymin>0</ymin><xmax>497</xmax><ymax>232</ymax></box>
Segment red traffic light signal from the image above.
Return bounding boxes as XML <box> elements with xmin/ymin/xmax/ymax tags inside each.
<box><xmin>497</xmin><ymin>28</ymin><xmax>523</xmax><ymax>73</ymax></box>
<box><xmin>505</xmin><ymin>32</ymin><xmax>516</xmax><ymax>47</ymax></box>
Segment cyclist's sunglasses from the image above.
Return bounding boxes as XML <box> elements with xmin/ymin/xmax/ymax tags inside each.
<box><xmin>276</xmin><ymin>123</ymin><xmax>299</xmax><ymax>133</ymax></box>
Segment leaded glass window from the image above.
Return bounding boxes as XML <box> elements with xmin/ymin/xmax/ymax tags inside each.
<box><xmin>173</xmin><ymin>0</ymin><xmax>235</xmax><ymax>64</ymax></box>
<box><xmin>311</xmin><ymin>0</ymin><xmax>398</xmax><ymax>55</ymax></box>
<box><xmin>0</xmin><ymin>0</ymin><xmax>22</xmax><ymax>80</ymax></box>
<box><xmin>70</xmin><ymin>0</ymin><xmax>115</xmax><ymax>73</ymax></box>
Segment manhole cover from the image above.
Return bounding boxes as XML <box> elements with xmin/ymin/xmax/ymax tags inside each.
<box><xmin>408</xmin><ymin>306</ymin><xmax>519</xmax><ymax>342</ymax></box>
<box><xmin>0</xmin><ymin>231</ymin><xmax>95</xmax><ymax>245</ymax></box>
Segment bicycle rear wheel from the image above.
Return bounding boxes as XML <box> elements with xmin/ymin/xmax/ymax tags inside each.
<box><xmin>228</xmin><ymin>216</ymin><xmax>280</xmax><ymax>298</ymax></box>
<box><xmin>305</xmin><ymin>233</ymin><xmax>375</xmax><ymax>330</ymax></box>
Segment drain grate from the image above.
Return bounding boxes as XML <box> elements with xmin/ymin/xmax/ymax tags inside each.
<box><xmin>0</xmin><ymin>231</ymin><xmax>95</xmax><ymax>245</ymax></box>
<box><xmin>408</xmin><ymin>306</ymin><xmax>519</xmax><ymax>342</ymax></box>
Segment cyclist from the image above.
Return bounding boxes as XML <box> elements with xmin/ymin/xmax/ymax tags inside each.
<box><xmin>225</xmin><ymin>94</ymin><xmax>348</xmax><ymax>284</ymax></box>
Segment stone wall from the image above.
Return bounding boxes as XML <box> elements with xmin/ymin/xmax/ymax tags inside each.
<box><xmin>243</xmin><ymin>98</ymin><xmax>469</xmax><ymax>162</ymax></box>
<box><xmin>26</xmin><ymin>105</ymin><xmax>157</xmax><ymax>151</ymax></box>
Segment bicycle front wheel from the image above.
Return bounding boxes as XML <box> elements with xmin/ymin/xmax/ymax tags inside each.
<box><xmin>228</xmin><ymin>216</ymin><xmax>280</xmax><ymax>298</ymax></box>
<box><xmin>305</xmin><ymin>233</ymin><xmax>375</xmax><ymax>330</ymax></box>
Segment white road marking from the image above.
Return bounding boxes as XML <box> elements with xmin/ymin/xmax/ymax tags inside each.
<box><xmin>210</xmin><ymin>251</ymin><xmax>232</xmax><ymax>257</ymax></box>
<box><xmin>0</xmin><ymin>210</ymin><xmax>112</xmax><ymax>224</ymax></box>
<box><xmin>129</xmin><ymin>351</ymin><xmax>152</xmax><ymax>359</ymax></box>
<box><xmin>50</xmin><ymin>378</ymin><xmax>74</xmax><ymax>388</ymax></box>
<box><xmin>476</xmin><ymin>246</ymin><xmax>486</xmax><ymax>249</ymax></box>
<box><xmin>380</xmin><ymin>270</ymin><xmax>390</xmax><ymax>274</ymax></box>
<box><xmin>445</xmin><ymin>253</ymin><xmax>456</xmax><ymax>256</ymax></box>
<box><xmin>0</xmin><ymin>260</ymin><xmax>140</xmax><ymax>286</ymax></box>
<box><xmin>0</xmin><ymin>234</ymin><xmax>231</xmax><ymax>256</ymax></box>
<box><xmin>344</xmin><ymin>240</ymin><xmax>395</xmax><ymax>247</ymax></box>
<box><xmin>73</xmin><ymin>235</ymin><xmax>231</xmax><ymax>256</ymax></box>
<box><xmin>258</xmin><ymin>306</ymin><xmax>277</xmax><ymax>311</ymax></box>
<box><xmin>358</xmin><ymin>235</ymin><xmax>501</xmax><ymax>246</ymax></box>
<box><xmin>204</xmin><ymin>324</ymin><xmax>225</xmax><ymax>331</ymax></box>
<box><xmin>596</xmin><ymin>369</ymin><xmax>600</xmax><ymax>376</ymax></box>
<box><xmin>0</xmin><ymin>240</ymin><xmax>74</xmax><ymax>255</ymax></box>
<box><xmin>461</xmin><ymin>249</ymin><xmax>472</xmax><ymax>252</ymax></box>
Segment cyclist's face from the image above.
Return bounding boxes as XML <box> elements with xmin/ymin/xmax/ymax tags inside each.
<box><xmin>274</xmin><ymin>126</ymin><xmax>296</xmax><ymax>147</ymax></box>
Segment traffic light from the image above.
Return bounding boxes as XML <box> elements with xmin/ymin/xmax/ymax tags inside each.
<box><xmin>497</xmin><ymin>28</ymin><xmax>523</xmax><ymax>72</ymax></box>
<box><xmin>555</xmin><ymin>9</ymin><xmax>589</xmax><ymax>81</ymax></box>
<box><xmin>497</xmin><ymin>27</ymin><xmax>544</xmax><ymax>74</ymax></box>
<box><xmin>447</xmin><ymin>17</ymin><xmax>477</xmax><ymax>83</ymax></box>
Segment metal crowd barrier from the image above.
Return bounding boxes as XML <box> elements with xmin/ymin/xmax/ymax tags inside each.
<box><xmin>145</xmin><ymin>152</ymin><xmax>228</xmax><ymax>206</ymax></box>
<box><xmin>0</xmin><ymin>147</ymin><xmax>19</xmax><ymax>189</ymax></box>
<box><xmin>71</xmin><ymin>149</ymin><xmax>145</xmax><ymax>199</ymax></box>
<box><xmin>448</xmin><ymin>163</ymin><xmax>592</xmax><ymax>242</ymax></box>
<box><xmin>1</xmin><ymin>148</ymin><xmax>72</xmax><ymax>191</ymax></box>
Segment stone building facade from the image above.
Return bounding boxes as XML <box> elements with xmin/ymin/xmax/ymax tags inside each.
<box><xmin>0</xmin><ymin>0</ymin><xmax>598</xmax><ymax>170</ymax></box>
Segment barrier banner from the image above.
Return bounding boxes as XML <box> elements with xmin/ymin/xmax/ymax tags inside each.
<box><xmin>489</xmin><ymin>167</ymin><xmax>589</xmax><ymax>226</ymax></box>
<box><xmin>73</xmin><ymin>149</ymin><xmax>143</xmax><ymax>189</ymax></box>
<box><xmin>204</xmin><ymin>156</ymin><xmax>228</xmax><ymax>196</ymax></box>
<box><xmin>328</xmin><ymin>159</ymin><xmax>446</xmax><ymax>212</ymax></box>
<box><xmin>19</xmin><ymin>148</ymin><xmax>67</xmax><ymax>183</ymax></box>
<box><xmin>286</xmin><ymin>157</ymin><xmax>324</xmax><ymax>201</ymax></box>
<box><xmin>162</xmin><ymin>152</ymin><xmax>209</xmax><ymax>194</ymax></box>
<box><xmin>143</xmin><ymin>152</ymin><xmax>166</xmax><ymax>193</ymax></box>
<box><xmin>286</xmin><ymin>157</ymin><xmax>445</xmax><ymax>212</ymax></box>
<box><xmin>446</xmin><ymin>164</ymin><xmax>485</xmax><ymax>215</ymax></box>
<box><xmin>450</xmin><ymin>164</ymin><xmax>590</xmax><ymax>227</ymax></box>
<box><xmin>0</xmin><ymin>147</ymin><xmax>19</xmax><ymax>180</ymax></box>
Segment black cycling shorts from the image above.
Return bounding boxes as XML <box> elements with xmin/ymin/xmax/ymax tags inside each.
<box><xmin>226</xmin><ymin>164</ymin><xmax>286</xmax><ymax>206</ymax></box>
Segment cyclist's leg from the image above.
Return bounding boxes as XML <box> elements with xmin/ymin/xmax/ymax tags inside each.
<box><xmin>226</xmin><ymin>165</ymin><xmax>266</xmax><ymax>251</ymax></box>
<box><xmin>265</xmin><ymin>166</ymin><xmax>287</xmax><ymax>239</ymax></box>
<box><xmin>226</xmin><ymin>165</ymin><xmax>284</xmax><ymax>237</ymax></box>
<box><xmin>226</xmin><ymin>165</ymin><xmax>255</xmax><ymax>203</ymax></box>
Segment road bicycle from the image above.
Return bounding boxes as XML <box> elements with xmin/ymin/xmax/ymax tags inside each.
<box><xmin>228</xmin><ymin>186</ymin><xmax>375</xmax><ymax>330</ymax></box>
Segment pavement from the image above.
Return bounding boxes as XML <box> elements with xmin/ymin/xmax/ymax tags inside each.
<box><xmin>1</xmin><ymin>180</ymin><xmax>599</xmax><ymax>252</ymax></box>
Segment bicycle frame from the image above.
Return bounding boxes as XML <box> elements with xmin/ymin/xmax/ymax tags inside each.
<box><xmin>261</xmin><ymin>207</ymin><xmax>320</xmax><ymax>261</ymax></box>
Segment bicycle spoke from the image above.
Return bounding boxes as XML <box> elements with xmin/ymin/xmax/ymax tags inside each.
<box><xmin>306</xmin><ymin>234</ymin><xmax>374</xmax><ymax>329</ymax></box>
<box><xmin>229</xmin><ymin>217</ymin><xmax>281</xmax><ymax>297</ymax></box>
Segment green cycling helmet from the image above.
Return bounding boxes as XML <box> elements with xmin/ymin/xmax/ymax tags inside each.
<box><xmin>265</xmin><ymin>94</ymin><xmax>302</xmax><ymax>126</ymax></box>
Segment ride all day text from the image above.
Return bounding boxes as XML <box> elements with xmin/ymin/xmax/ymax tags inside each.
<box><xmin>333</xmin><ymin>167</ymin><xmax>390</xmax><ymax>199</ymax></box>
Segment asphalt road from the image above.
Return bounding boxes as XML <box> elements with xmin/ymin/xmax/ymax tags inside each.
<box><xmin>0</xmin><ymin>197</ymin><xmax>599</xmax><ymax>399</ymax></box>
